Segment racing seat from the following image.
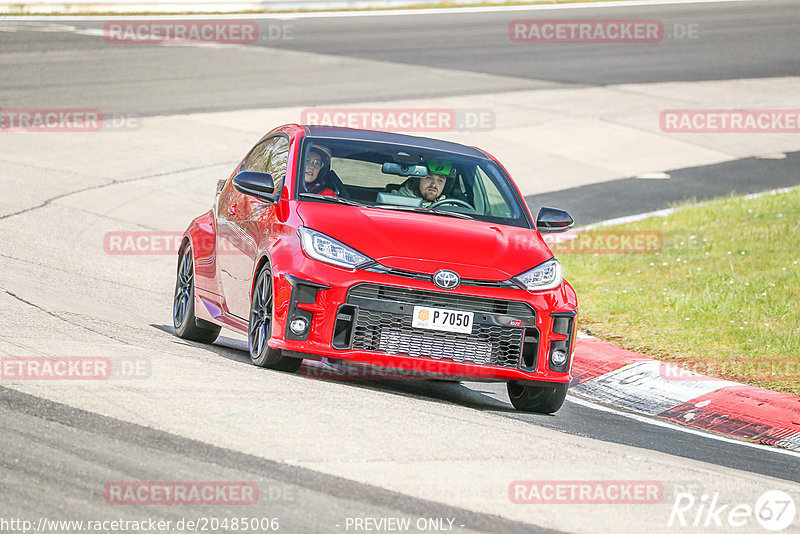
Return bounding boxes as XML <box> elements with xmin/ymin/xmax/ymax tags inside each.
<box><xmin>383</xmin><ymin>181</ymin><xmax>404</xmax><ymax>194</ymax></box>
<box><xmin>326</xmin><ymin>170</ymin><xmax>349</xmax><ymax>198</ymax></box>
<box><xmin>307</xmin><ymin>169</ymin><xmax>349</xmax><ymax>198</ymax></box>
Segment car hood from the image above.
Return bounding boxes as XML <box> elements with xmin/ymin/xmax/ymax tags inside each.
<box><xmin>296</xmin><ymin>202</ymin><xmax>553</xmax><ymax>281</ymax></box>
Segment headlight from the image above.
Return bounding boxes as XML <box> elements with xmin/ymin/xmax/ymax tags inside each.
<box><xmin>298</xmin><ymin>227</ymin><xmax>372</xmax><ymax>269</ymax></box>
<box><xmin>513</xmin><ymin>258</ymin><xmax>563</xmax><ymax>291</ymax></box>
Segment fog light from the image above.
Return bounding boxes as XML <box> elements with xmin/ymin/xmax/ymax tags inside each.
<box><xmin>550</xmin><ymin>349</ymin><xmax>568</xmax><ymax>367</ymax></box>
<box><xmin>290</xmin><ymin>317</ymin><xmax>308</xmax><ymax>335</ymax></box>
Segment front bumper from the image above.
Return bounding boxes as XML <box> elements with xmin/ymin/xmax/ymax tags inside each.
<box><xmin>269</xmin><ymin>253</ymin><xmax>577</xmax><ymax>383</ymax></box>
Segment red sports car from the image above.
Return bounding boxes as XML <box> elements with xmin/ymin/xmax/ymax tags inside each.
<box><xmin>173</xmin><ymin>124</ymin><xmax>577</xmax><ymax>413</ymax></box>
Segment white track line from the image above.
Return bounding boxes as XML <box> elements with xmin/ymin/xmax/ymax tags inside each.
<box><xmin>2</xmin><ymin>0</ymin><xmax>751</xmax><ymax>21</ymax></box>
<box><xmin>566</xmin><ymin>394</ymin><xmax>800</xmax><ymax>457</ymax></box>
<box><xmin>573</xmin><ymin>183</ymin><xmax>800</xmax><ymax>455</ymax></box>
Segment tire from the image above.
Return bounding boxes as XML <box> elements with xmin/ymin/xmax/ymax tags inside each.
<box><xmin>173</xmin><ymin>243</ymin><xmax>221</xmax><ymax>343</ymax></box>
<box><xmin>248</xmin><ymin>265</ymin><xmax>302</xmax><ymax>372</ymax></box>
<box><xmin>507</xmin><ymin>381</ymin><xmax>568</xmax><ymax>413</ymax></box>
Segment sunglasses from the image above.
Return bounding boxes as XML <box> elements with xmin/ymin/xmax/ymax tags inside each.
<box><xmin>306</xmin><ymin>158</ymin><xmax>324</xmax><ymax>168</ymax></box>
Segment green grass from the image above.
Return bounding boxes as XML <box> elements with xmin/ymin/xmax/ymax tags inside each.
<box><xmin>560</xmin><ymin>188</ymin><xmax>800</xmax><ymax>395</ymax></box>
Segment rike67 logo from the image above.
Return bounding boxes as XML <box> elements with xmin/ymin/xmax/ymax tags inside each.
<box><xmin>668</xmin><ymin>490</ymin><xmax>796</xmax><ymax>531</ymax></box>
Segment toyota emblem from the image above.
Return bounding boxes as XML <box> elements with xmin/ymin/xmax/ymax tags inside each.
<box><xmin>432</xmin><ymin>269</ymin><xmax>460</xmax><ymax>290</ymax></box>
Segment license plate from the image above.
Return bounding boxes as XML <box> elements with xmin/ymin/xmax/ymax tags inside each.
<box><xmin>412</xmin><ymin>306</ymin><xmax>474</xmax><ymax>334</ymax></box>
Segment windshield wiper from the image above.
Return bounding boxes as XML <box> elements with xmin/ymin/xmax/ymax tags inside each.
<box><xmin>373</xmin><ymin>205</ymin><xmax>474</xmax><ymax>220</ymax></box>
<box><xmin>299</xmin><ymin>193</ymin><xmax>364</xmax><ymax>207</ymax></box>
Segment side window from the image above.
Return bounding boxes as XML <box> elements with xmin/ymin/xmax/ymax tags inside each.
<box><xmin>242</xmin><ymin>136</ymin><xmax>290</xmax><ymax>193</ymax></box>
<box><xmin>475</xmin><ymin>166</ymin><xmax>512</xmax><ymax>218</ymax></box>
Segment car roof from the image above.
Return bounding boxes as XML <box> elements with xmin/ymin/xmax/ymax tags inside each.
<box><xmin>301</xmin><ymin>125</ymin><xmax>489</xmax><ymax>159</ymax></box>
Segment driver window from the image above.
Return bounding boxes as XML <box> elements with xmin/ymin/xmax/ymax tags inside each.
<box><xmin>242</xmin><ymin>136</ymin><xmax>289</xmax><ymax>194</ymax></box>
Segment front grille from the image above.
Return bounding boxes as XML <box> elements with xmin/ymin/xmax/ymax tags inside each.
<box><xmin>345</xmin><ymin>284</ymin><xmax>535</xmax><ymax>369</ymax></box>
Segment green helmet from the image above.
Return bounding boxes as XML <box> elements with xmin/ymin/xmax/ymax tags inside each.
<box><xmin>426</xmin><ymin>159</ymin><xmax>453</xmax><ymax>177</ymax></box>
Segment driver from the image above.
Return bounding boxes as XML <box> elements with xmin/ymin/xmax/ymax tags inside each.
<box><xmin>396</xmin><ymin>159</ymin><xmax>452</xmax><ymax>207</ymax></box>
<box><xmin>304</xmin><ymin>146</ymin><xmax>336</xmax><ymax>196</ymax></box>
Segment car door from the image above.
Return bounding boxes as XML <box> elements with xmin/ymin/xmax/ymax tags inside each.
<box><xmin>217</xmin><ymin>135</ymin><xmax>289</xmax><ymax>319</ymax></box>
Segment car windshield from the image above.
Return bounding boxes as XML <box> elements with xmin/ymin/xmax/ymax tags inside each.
<box><xmin>296</xmin><ymin>137</ymin><xmax>531</xmax><ymax>228</ymax></box>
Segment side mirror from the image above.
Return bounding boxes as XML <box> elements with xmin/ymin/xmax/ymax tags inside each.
<box><xmin>536</xmin><ymin>206</ymin><xmax>574</xmax><ymax>232</ymax></box>
<box><xmin>232</xmin><ymin>171</ymin><xmax>278</xmax><ymax>203</ymax></box>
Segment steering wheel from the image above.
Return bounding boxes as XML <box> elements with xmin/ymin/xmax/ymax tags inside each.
<box><xmin>428</xmin><ymin>198</ymin><xmax>476</xmax><ymax>212</ymax></box>
<box><xmin>326</xmin><ymin>171</ymin><xmax>350</xmax><ymax>199</ymax></box>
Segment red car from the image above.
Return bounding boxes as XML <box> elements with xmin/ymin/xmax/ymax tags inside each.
<box><xmin>173</xmin><ymin>124</ymin><xmax>577</xmax><ymax>413</ymax></box>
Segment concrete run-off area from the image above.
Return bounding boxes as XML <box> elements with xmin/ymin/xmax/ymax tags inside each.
<box><xmin>2</xmin><ymin>10</ymin><xmax>800</xmax><ymax>530</ymax></box>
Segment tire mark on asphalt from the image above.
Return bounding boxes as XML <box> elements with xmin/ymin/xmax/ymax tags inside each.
<box><xmin>0</xmin><ymin>287</ymin><xmax>130</xmax><ymax>345</ymax></box>
<box><xmin>0</xmin><ymin>162</ymin><xmax>232</xmax><ymax>222</ymax></box>
<box><xmin>0</xmin><ymin>252</ymin><xmax>164</xmax><ymax>296</ymax></box>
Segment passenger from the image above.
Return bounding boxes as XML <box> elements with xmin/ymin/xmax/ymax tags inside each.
<box><xmin>395</xmin><ymin>159</ymin><xmax>453</xmax><ymax>207</ymax></box>
<box><xmin>304</xmin><ymin>146</ymin><xmax>336</xmax><ymax>196</ymax></box>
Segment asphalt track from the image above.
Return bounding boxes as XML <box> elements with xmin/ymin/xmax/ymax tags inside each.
<box><xmin>0</xmin><ymin>387</ymin><xmax>553</xmax><ymax>534</ymax></box>
<box><xmin>2</xmin><ymin>0</ymin><xmax>800</xmax><ymax>114</ymax></box>
<box><xmin>2</xmin><ymin>1</ymin><xmax>800</xmax><ymax>533</ymax></box>
<box><xmin>525</xmin><ymin>150</ymin><xmax>800</xmax><ymax>225</ymax></box>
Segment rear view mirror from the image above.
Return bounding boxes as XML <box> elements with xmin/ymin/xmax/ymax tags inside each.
<box><xmin>381</xmin><ymin>162</ymin><xmax>428</xmax><ymax>177</ymax></box>
<box><xmin>232</xmin><ymin>171</ymin><xmax>278</xmax><ymax>203</ymax></box>
<box><xmin>536</xmin><ymin>207</ymin><xmax>574</xmax><ymax>232</ymax></box>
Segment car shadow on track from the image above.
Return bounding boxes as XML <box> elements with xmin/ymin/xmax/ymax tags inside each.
<box><xmin>152</xmin><ymin>323</ymin><xmax>251</xmax><ymax>364</ymax></box>
<box><xmin>300</xmin><ymin>358</ymin><xmax>513</xmax><ymax>411</ymax></box>
<box><xmin>371</xmin><ymin>378</ymin><xmax>514</xmax><ymax>412</ymax></box>
<box><xmin>152</xmin><ymin>323</ymin><xmax>518</xmax><ymax>413</ymax></box>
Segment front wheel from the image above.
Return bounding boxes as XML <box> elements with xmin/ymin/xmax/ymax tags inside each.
<box><xmin>507</xmin><ymin>381</ymin><xmax>568</xmax><ymax>413</ymax></box>
<box><xmin>248</xmin><ymin>265</ymin><xmax>302</xmax><ymax>372</ymax></box>
<box><xmin>173</xmin><ymin>244</ymin><xmax>221</xmax><ymax>343</ymax></box>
